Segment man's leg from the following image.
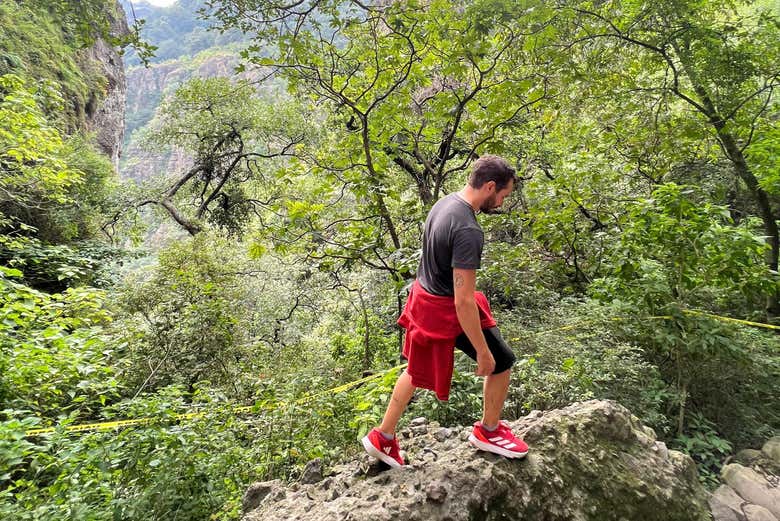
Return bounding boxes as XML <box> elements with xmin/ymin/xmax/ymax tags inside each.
<box><xmin>459</xmin><ymin>328</ymin><xmax>527</xmax><ymax>458</ymax></box>
<box><xmin>378</xmin><ymin>369</ymin><xmax>416</xmax><ymax>435</ymax></box>
<box><xmin>363</xmin><ymin>369</ymin><xmax>415</xmax><ymax>467</ymax></box>
<box><xmin>482</xmin><ymin>367</ymin><xmax>511</xmax><ymax>428</ymax></box>
<box><xmin>455</xmin><ymin>327</ymin><xmax>515</xmax><ymax>427</ymax></box>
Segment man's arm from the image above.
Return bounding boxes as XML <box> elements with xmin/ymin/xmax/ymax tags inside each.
<box><xmin>453</xmin><ymin>268</ymin><xmax>496</xmax><ymax>376</ymax></box>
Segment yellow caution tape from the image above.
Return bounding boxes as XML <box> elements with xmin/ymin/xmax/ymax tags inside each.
<box><xmin>508</xmin><ymin>310</ymin><xmax>778</xmax><ymax>342</ymax></box>
<box><xmin>24</xmin><ymin>364</ymin><xmax>408</xmax><ymax>437</ymax></box>
<box><xmin>682</xmin><ymin>309</ymin><xmax>780</xmax><ymax>330</ymax></box>
<box><xmin>24</xmin><ymin>308</ymin><xmax>776</xmax><ymax>437</ymax></box>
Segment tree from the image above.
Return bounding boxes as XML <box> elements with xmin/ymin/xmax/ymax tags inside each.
<box><xmin>592</xmin><ymin>183</ymin><xmax>777</xmax><ymax>436</ymax></box>
<box><xmin>132</xmin><ymin>77</ymin><xmax>308</xmax><ymax>236</ymax></box>
<box><xmin>557</xmin><ymin>0</ymin><xmax>780</xmax><ymax>315</ymax></box>
<box><xmin>201</xmin><ymin>0</ymin><xmax>562</xmax><ymax>285</ymax></box>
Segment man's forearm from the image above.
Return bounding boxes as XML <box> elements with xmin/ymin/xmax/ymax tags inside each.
<box><xmin>455</xmin><ymin>298</ymin><xmax>490</xmax><ymax>353</ymax></box>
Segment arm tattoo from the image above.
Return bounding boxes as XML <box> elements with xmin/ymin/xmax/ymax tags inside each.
<box><xmin>454</xmin><ymin>272</ymin><xmax>464</xmax><ymax>288</ymax></box>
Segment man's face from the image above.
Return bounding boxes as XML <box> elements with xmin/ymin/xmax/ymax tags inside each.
<box><xmin>480</xmin><ymin>180</ymin><xmax>514</xmax><ymax>214</ymax></box>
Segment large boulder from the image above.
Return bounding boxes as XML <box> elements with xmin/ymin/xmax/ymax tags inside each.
<box><xmin>242</xmin><ymin>400</ymin><xmax>710</xmax><ymax>521</ymax></box>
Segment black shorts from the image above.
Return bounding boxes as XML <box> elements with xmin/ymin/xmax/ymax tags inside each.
<box><xmin>454</xmin><ymin>326</ymin><xmax>516</xmax><ymax>374</ymax></box>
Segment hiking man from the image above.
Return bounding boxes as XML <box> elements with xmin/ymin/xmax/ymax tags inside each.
<box><xmin>362</xmin><ymin>155</ymin><xmax>528</xmax><ymax>467</ymax></box>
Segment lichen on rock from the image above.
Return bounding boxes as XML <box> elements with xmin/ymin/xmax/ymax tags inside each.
<box><xmin>241</xmin><ymin>400</ymin><xmax>710</xmax><ymax>521</ymax></box>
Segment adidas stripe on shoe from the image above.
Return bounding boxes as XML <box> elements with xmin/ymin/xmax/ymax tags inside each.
<box><xmin>362</xmin><ymin>428</ymin><xmax>405</xmax><ymax>468</ymax></box>
<box><xmin>468</xmin><ymin>420</ymin><xmax>528</xmax><ymax>459</ymax></box>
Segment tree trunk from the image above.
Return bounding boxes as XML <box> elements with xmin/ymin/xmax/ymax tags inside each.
<box><xmin>673</xmin><ymin>44</ymin><xmax>780</xmax><ymax>318</ymax></box>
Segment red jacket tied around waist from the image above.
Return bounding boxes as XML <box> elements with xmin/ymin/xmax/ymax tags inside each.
<box><xmin>397</xmin><ymin>280</ymin><xmax>496</xmax><ymax>401</ymax></box>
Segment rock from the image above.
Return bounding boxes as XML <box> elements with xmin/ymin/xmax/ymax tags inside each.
<box><xmin>242</xmin><ymin>480</ymin><xmax>285</xmax><ymax>513</ymax></box>
<box><xmin>83</xmin><ymin>1</ymin><xmax>130</xmax><ymax>169</ymax></box>
<box><xmin>425</xmin><ymin>481</ymin><xmax>448</xmax><ymax>503</ymax></box>
<box><xmin>722</xmin><ymin>464</ymin><xmax>780</xmax><ymax>517</ymax></box>
<box><xmin>763</xmin><ymin>438</ymin><xmax>780</xmax><ymax>465</ymax></box>
<box><xmin>300</xmin><ymin>458</ymin><xmax>323</xmax><ymax>484</ymax></box>
<box><xmin>710</xmin><ymin>485</ymin><xmax>747</xmax><ymax>521</ymax></box>
<box><xmin>744</xmin><ymin>504</ymin><xmax>779</xmax><ymax>521</ymax></box>
<box><xmin>242</xmin><ymin>400</ymin><xmax>711</xmax><ymax>521</ymax></box>
<box><xmin>652</xmin><ymin>441</ymin><xmax>669</xmax><ymax>460</ymax></box>
<box><xmin>737</xmin><ymin>450</ymin><xmax>765</xmax><ymax>466</ymax></box>
<box><xmin>434</xmin><ymin>427</ymin><xmax>453</xmax><ymax>442</ymax></box>
<box><xmin>411</xmin><ymin>425</ymin><xmax>428</xmax><ymax>435</ymax></box>
<box><xmin>410</xmin><ymin>417</ymin><xmax>427</xmax><ymax>426</ymax></box>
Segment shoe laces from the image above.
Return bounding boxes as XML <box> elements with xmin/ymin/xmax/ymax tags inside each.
<box><xmin>496</xmin><ymin>421</ymin><xmax>516</xmax><ymax>439</ymax></box>
<box><xmin>381</xmin><ymin>434</ymin><xmax>400</xmax><ymax>455</ymax></box>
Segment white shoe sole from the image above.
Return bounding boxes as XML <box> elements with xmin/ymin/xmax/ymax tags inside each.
<box><xmin>469</xmin><ymin>433</ymin><xmax>528</xmax><ymax>459</ymax></box>
<box><xmin>361</xmin><ymin>435</ymin><xmax>403</xmax><ymax>468</ymax></box>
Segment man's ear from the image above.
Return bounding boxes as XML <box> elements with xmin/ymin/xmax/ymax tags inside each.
<box><xmin>485</xmin><ymin>180</ymin><xmax>496</xmax><ymax>193</ymax></box>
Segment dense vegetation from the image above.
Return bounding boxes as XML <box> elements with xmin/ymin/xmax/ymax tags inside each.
<box><xmin>1</xmin><ymin>0</ymin><xmax>778</xmax><ymax>519</ymax></box>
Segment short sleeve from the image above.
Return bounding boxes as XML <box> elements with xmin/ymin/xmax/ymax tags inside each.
<box><xmin>451</xmin><ymin>227</ymin><xmax>483</xmax><ymax>269</ymax></box>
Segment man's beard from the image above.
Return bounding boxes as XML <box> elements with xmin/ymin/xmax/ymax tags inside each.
<box><xmin>479</xmin><ymin>194</ymin><xmax>500</xmax><ymax>214</ymax></box>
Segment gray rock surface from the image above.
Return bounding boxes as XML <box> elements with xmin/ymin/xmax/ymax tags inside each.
<box><xmin>711</xmin><ymin>484</ymin><xmax>749</xmax><ymax>521</ymax></box>
<box><xmin>722</xmin><ymin>464</ymin><xmax>780</xmax><ymax>518</ymax></box>
<box><xmin>764</xmin><ymin>438</ymin><xmax>780</xmax><ymax>465</ymax></box>
<box><xmin>242</xmin><ymin>400</ymin><xmax>710</xmax><ymax>521</ymax></box>
<box><xmin>711</xmin><ymin>438</ymin><xmax>780</xmax><ymax>521</ymax></box>
<box><xmin>83</xmin><ymin>1</ymin><xmax>130</xmax><ymax>169</ymax></box>
<box><xmin>743</xmin><ymin>504</ymin><xmax>778</xmax><ymax>521</ymax></box>
<box><xmin>300</xmin><ymin>458</ymin><xmax>324</xmax><ymax>485</ymax></box>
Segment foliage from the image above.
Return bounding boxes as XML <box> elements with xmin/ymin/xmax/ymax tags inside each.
<box><xmin>121</xmin><ymin>0</ymin><xmax>247</xmax><ymax>67</ymax></box>
<box><xmin>0</xmin><ymin>74</ymin><xmax>83</xmax><ymax>209</ymax></box>
<box><xmin>673</xmin><ymin>413</ymin><xmax>733</xmax><ymax>489</ymax></box>
<box><xmin>594</xmin><ymin>183</ymin><xmax>776</xmax><ymax>315</ymax></box>
<box><xmin>135</xmin><ymin>77</ymin><xmax>311</xmax><ymax>235</ymax></box>
<box><xmin>0</xmin><ymin>73</ymin><xmax>121</xmax><ymax>291</ymax></box>
<box><xmin>496</xmin><ymin>300</ymin><xmax>671</xmax><ymax>433</ymax></box>
<box><xmin>116</xmin><ymin>233</ymin><xmax>253</xmax><ymax>394</ymax></box>
<box><xmin>0</xmin><ymin>268</ymin><xmax>120</xmax><ymax>421</ymax></box>
<box><xmin>3</xmin><ymin>0</ymin><xmax>779</xmax><ymax>518</ymax></box>
<box><xmin>592</xmin><ymin>183</ymin><xmax>777</xmax><ymax>436</ymax></box>
<box><xmin>0</xmin><ymin>2</ymin><xmax>102</xmax><ymax>131</ymax></box>
<box><xmin>0</xmin><ymin>372</ymin><xmax>392</xmax><ymax>521</ymax></box>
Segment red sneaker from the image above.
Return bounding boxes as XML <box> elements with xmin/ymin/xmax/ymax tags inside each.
<box><xmin>361</xmin><ymin>428</ymin><xmax>405</xmax><ymax>468</ymax></box>
<box><xmin>469</xmin><ymin>420</ymin><xmax>528</xmax><ymax>459</ymax></box>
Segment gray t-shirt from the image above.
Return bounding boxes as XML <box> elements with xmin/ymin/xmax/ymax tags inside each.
<box><xmin>417</xmin><ymin>193</ymin><xmax>484</xmax><ymax>296</ymax></box>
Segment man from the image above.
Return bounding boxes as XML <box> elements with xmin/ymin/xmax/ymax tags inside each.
<box><xmin>362</xmin><ymin>155</ymin><xmax>528</xmax><ymax>468</ymax></box>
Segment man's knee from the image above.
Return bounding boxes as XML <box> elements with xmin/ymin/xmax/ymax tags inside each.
<box><xmin>493</xmin><ymin>352</ymin><xmax>516</xmax><ymax>375</ymax></box>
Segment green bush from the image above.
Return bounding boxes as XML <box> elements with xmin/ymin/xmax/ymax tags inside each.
<box><xmin>496</xmin><ymin>300</ymin><xmax>670</xmax><ymax>432</ymax></box>
<box><xmin>0</xmin><ymin>268</ymin><xmax>120</xmax><ymax>421</ymax></box>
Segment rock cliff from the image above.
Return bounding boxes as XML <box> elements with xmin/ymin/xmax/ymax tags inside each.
<box><xmin>121</xmin><ymin>51</ymin><xmax>241</xmax><ymax>180</ymax></box>
<box><xmin>83</xmin><ymin>1</ymin><xmax>130</xmax><ymax>169</ymax></box>
<box><xmin>241</xmin><ymin>400</ymin><xmax>711</xmax><ymax>521</ymax></box>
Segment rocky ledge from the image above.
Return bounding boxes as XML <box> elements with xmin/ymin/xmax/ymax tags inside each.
<box><xmin>241</xmin><ymin>400</ymin><xmax>711</xmax><ymax>521</ymax></box>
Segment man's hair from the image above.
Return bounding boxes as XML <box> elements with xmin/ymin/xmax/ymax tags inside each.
<box><xmin>468</xmin><ymin>155</ymin><xmax>517</xmax><ymax>190</ymax></box>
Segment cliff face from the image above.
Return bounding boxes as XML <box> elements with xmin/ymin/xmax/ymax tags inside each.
<box><xmin>121</xmin><ymin>50</ymin><xmax>258</xmax><ymax>181</ymax></box>
<box><xmin>83</xmin><ymin>1</ymin><xmax>130</xmax><ymax>169</ymax></box>
<box><xmin>241</xmin><ymin>400</ymin><xmax>711</xmax><ymax>521</ymax></box>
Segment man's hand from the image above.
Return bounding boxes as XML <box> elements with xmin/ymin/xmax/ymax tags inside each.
<box><xmin>475</xmin><ymin>349</ymin><xmax>496</xmax><ymax>376</ymax></box>
<box><xmin>453</xmin><ymin>267</ymin><xmax>494</xmax><ymax>377</ymax></box>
